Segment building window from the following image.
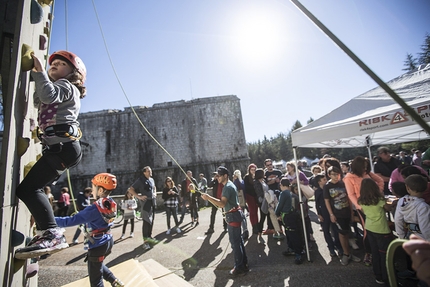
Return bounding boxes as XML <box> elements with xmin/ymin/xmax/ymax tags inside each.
<box><xmin>168</xmin><ymin>161</ymin><xmax>172</xmax><ymax>167</ymax></box>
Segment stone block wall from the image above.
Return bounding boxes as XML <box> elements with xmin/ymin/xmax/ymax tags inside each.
<box><xmin>64</xmin><ymin>95</ymin><xmax>250</xmax><ymax>196</ymax></box>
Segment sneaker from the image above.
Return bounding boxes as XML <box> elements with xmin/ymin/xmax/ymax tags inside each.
<box><xmin>340</xmin><ymin>254</ymin><xmax>349</xmax><ymax>266</ymax></box>
<box><xmin>375</xmin><ymin>278</ymin><xmax>385</xmax><ymax>285</ymax></box>
<box><xmin>72</xmin><ymin>239</ymin><xmax>79</xmax><ymax>244</ymax></box>
<box><xmin>294</xmin><ymin>255</ymin><xmax>302</xmax><ymax>265</ymax></box>
<box><xmin>349</xmin><ymin>238</ymin><xmax>359</xmax><ymax>250</ymax></box>
<box><xmin>15</xmin><ymin>228</ymin><xmax>69</xmax><ymax>259</ymax></box>
<box><xmin>363</xmin><ymin>253</ymin><xmax>372</xmax><ymax>266</ymax></box>
<box><xmin>205</xmin><ymin>228</ymin><xmax>214</xmax><ymax>235</ymax></box>
<box><xmin>111</xmin><ymin>278</ymin><xmax>125</xmax><ymax>287</ymax></box>
<box><xmin>119</xmin><ymin>234</ymin><xmax>125</xmax><ymax>240</ymax></box>
<box><xmin>146</xmin><ymin>237</ymin><xmax>160</xmax><ymax>245</ymax></box>
<box><xmin>329</xmin><ymin>249</ymin><xmax>337</xmax><ymax>257</ymax></box>
<box><xmin>191</xmin><ymin>222</ymin><xmax>194</xmax><ymax>227</ymax></box>
<box><xmin>273</xmin><ymin>232</ymin><xmax>284</xmax><ymax>240</ymax></box>
<box><xmin>176</xmin><ymin>227</ymin><xmax>182</xmax><ymax>233</ymax></box>
<box><xmin>229</xmin><ymin>267</ymin><xmax>248</xmax><ymax>276</ymax></box>
<box><xmin>142</xmin><ymin>243</ymin><xmax>151</xmax><ymax>251</ymax></box>
<box><xmin>397</xmin><ymin>269</ymin><xmax>418</xmax><ymax>280</ymax></box>
<box><xmin>262</xmin><ymin>229</ymin><xmax>275</xmax><ymax>235</ymax></box>
<box><xmin>130</xmin><ymin>232</ymin><xmax>134</xmax><ymax>238</ymax></box>
<box><xmin>282</xmin><ymin>248</ymin><xmax>295</xmax><ymax>256</ymax></box>
<box><xmin>166</xmin><ymin>229</ymin><xmax>171</xmax><ymax>235</ymax></box>
<box><xmin>195</xmin><ymin>222</ymin><xmax>199</xmax><ymax>227</ymax></box>
<box><xmin>349</xmin><ymin>254</ymin><xmax>361</xmax><ymax>263</ymax></box>
<box><xmin>242</xmin><ymin>230</ymin><xmax>249</xmax><ymax>242</ymax></box>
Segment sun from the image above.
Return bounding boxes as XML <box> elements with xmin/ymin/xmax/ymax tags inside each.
<box><xmin>229</xmin><ymin>5</ymin><xmax>287</xmax><ymax>68</ymax></box>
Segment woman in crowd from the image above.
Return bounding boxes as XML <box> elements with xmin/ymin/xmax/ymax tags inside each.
<box><xmin>243</xmin><ymin>163</ymin><xmax>259</xmax><ymax>235</ymax></box>
<box><xmin>162</xmin><ymin>177</ymin><xmax>181</xmax><ymax>235</ymax></box>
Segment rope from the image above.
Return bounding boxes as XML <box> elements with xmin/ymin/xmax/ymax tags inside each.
<box><xmin>89</xmin><ymin>0</ymin><xmax>222</xmax><ymax>212</ymax></box>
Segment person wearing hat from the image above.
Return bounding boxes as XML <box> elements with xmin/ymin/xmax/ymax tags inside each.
<box><xmin>201</xmin><ymin>166</ymin><xmax>249</xmax><ymax>276</ymax></box>
<box><xmin>205</xmin><ymin>171</ymin><xmax>228</xmax><ymax>234</ymax></box>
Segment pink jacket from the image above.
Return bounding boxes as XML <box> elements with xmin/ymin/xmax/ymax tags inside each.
<box><xmin>343</xmin><ymin>172</ymin><xmax>384</xmax><ymax>210</ymax></box>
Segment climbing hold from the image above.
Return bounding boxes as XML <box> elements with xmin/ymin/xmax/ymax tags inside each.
<box><xmin>17</xmin><ymin>137</ymin><xmax>30</xmax><ymax>157</ymax></box>
<box><xmin>30</xmin><ymin>0</ymin><xmax>43</xmax><ymax>24</ymax></box>
<box><xmin>21</xmin><ymin>44</ymin><xmax>34</xmax><ymax>72</ymax></box>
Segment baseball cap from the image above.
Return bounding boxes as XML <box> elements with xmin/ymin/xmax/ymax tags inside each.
<box><xmin>217</xmin><ymin>166</ymin><xmax>229</xmax><ymax>176</ymax></box>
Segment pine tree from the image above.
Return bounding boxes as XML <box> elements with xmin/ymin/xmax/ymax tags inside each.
<box><xmin>418</xmin><ymin>32</ymin><xmax>430</xmax><ymax>65</ymax></box>
<box><xmin>402</xmin><ymin>53</ymin><xmax>418</xmax><ymax>71</ymax></box>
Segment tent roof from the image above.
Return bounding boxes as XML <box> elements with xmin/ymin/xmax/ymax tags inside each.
<box><xmin>291</xmin><ymin>64</ymin><xmax>430</xmax><ymax>148</ymax></box>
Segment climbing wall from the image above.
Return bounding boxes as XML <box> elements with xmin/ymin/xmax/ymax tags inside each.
<box><xmin>0</xmin><ymin>0</ymin><xmax>52</xmax><ymax>285</ymax></box>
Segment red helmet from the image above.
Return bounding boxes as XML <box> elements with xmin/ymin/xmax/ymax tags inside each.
<box><xmin>49</xmin><ymin>50</ymin><xmax>87</xmax><ymax>84</ymax></box>
<box><xmin>91</xmin><ymin>173</ymin><xmax>117</xmax><ymax>190</ymax></box>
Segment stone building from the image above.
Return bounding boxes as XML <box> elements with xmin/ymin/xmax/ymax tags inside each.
<box><xmin>66</xmin><ymin>95</ymin><xmax>250</xmax><ymax>195</ymax></box>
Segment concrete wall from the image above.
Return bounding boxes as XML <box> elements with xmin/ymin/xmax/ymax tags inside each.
<box><xmin>63</xmin><ymin>95</ymin><xmax>250</xmax><ymax>198</ymax></box>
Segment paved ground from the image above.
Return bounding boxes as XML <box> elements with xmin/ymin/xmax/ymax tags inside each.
<box><xmin>38</xmin><ymin>201</ymin><xmax>387</xmax><ymax>287</ymax></box>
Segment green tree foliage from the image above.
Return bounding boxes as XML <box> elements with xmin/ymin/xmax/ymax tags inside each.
<box><xmin>418</xmin><ymin>33</ymin><xmax>430</xmax><ymax>65</ymax></box>
<box><xmin>402</xmin><ymin>53</ymin><xmax>418</xmax><ymax>72</ymax></box>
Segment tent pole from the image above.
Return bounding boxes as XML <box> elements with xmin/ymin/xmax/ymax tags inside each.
<box><xmin>366</xmin><ymin>136</ymin><xmax>374</xmax><ymax>172</ymax></box>
<box><xmin>293</xmin><ymin>147</ymin><xmax>311</xmax><ymax>262</ymax></box>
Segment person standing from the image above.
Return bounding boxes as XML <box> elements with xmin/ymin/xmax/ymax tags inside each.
<box><xmin>243</xmin><ymin>164</ymin><xmax>259</xmax><ymax>235</ymax></box>
<box><xmin>199</xmin><ymin>173</ymin><xmax>208</xmax><ymax>207</ymax></box>
<box><xmin>57</xmin><ymin>187</ymin><xmax>71</xmax><ymax>217</ymax></box>
<box><xmin>127</xmin><ymin>166</ymin><xmax>157</xmax><ymax>251</ymax></box>
<box><xmin>374</xmin><ymin>146</ymin><xmax>400</xmax><ymax>195</ymax></box>
<box><xmin>205</xmin><ymin>172</ymin><xmax>227</xmax><ymax>234</ymax></box>
<box><xmin>120</xmin><ymin>191</ymin><xmax>138</xmax><ymax>239</ymax></box>
<box><xmin>72</xmin><ymin>187</ymin><xmax>92</xmax><ymax>244</ymax></box>
<box><xmin>162</xmin><ymin>177</ymin><xmax>181</xmax><ymax>235</ymax></box>
<box><xmin>264</xmin><ymin>159</ymin><xmax>283</xmax><ymax>194</ymax></box>
<box><xmin>201</xmin><ymin>166</ymin><xmax>249</xmax><ymax>276</ymax></box>
<box><xmin>43</xmin><ymin>186</ymin><xmax>55</xmax><ymax>211</ymax></box>
<box><xmin>179</xmin><ymin>170</ymin><xmax>198</xmax><ymax>224</ymax></box>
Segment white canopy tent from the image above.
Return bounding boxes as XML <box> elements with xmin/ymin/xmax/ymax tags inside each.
<box><xmin>290</xmin><ymin>63</ymin><xmax>430</xmax><ymax>263</ymax></box>
<box><xmin>292</xmin><ymin>64</ymin><xmax>430</xmax><ymax>149</ymax></box>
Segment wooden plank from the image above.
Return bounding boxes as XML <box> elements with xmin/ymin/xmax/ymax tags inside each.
<box><xmin>141</xmin><ymin>259</ymin><xmax>193</xmax><ymax>287</ymax></box>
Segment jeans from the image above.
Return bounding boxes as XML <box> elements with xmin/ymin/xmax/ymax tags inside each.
<box><xmin>180</xmin><ymin>198</ymin><xmax>189</xmax><ymax>220</ymax></box>
<box><xmin>87</xmin><ymin>237</ymin><xmax>116</xmax><ymax>287</ymax></box>
<box><xmin>122</xmin><ymin>218</ymin><xmax>135</xmax><ymax>234</ymax></box>
<box><xmin>16</xmin><ymin>141</ymin><xmax>82</xmax><ymax>230</ymax></box>
<box><xmin>321</xmin><ymin>214</ymin><xmax>343</xmax><ymax>253</ymax></box>
<box><xmin>367</xmin><ymin>230</ymin><xmax>395</xmax><ymax>283</ymax></box>
<box><xmin>227</xmin><ymin>224</ymin><xmax>248</xmax><ymax>270</ymax></box>
<box><xmin>166</xmin><ymin>206</ymin><xmax>179</xmax><ymax>229</ymax></box>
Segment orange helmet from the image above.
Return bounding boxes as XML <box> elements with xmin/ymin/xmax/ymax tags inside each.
<box><xmin>91</xmin><ymin>173</ymin><xmax>117</xmax><ymax>190</ymax></box>
<box><xmin>49</xmin><ymin>50</ymin><xmax>87</xmax><ymax>84</ymax></box>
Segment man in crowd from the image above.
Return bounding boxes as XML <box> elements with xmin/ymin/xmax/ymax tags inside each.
<box><xmin>127</xmin><ymin>166</ymin><xmax>157</xmax><ymax>251</ymax></box>
<box><xmin>374</xmin><ymin>146</ymin><xmax>400</xmax><ymax>195</ymax></box>
<box><xmin>205</xmin><ymin>172</ymin><xmax>227</xmax><ymax>234</ymax></box>
<box><xmin>202</xmin><ymin>166</ymin><xmax>249</xmax><ymax>276</ymax></box>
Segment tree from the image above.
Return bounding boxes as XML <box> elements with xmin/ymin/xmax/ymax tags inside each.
<box><xmin>402</xmin><ymin>53</ymin><xmax>418</xmax><ymax>71</ymax></box>
<box><xmin>418</xmin><ymin>33</ymin><xmax>430</xmax><ymax>65</ymax></box>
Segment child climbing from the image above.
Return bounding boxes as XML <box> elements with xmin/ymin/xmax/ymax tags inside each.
<box><xmin>15</xmin><ymin>50</ymin><xmax>87</xmax><ymax>259</ymax></box>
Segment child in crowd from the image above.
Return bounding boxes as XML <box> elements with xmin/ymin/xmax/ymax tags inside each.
<box><xmin>314</xmin><ymin>174</ymin><xmax>343</xmax><ymax>257</ymax></box>
<box><xmin>162</xmin><ymin>177</ymin><xmax>181</xmax><ymax>235</ymax></box>
<box><xmin>358</xmin><ymin>178</ymin><xmax>395</xmax><ymax>285</ymax></box>
<box><xmin>395</xmin><ymin>174</ymin><xmax>430</xmax><ymax>241</ymax></box>
<box><xmin>324</xmin><ymin>166</ymin><xmax>361</xmax><ymax>266</ymax></box>
<box><xmin>291</xmin><ymin>184</ymin><xmax>315</xmax><ymax>242</ymax></box>
<box><xmin>55</xmin><ymin>173</ymin><xmax>124</xmax><ymax>287</ymax></box>
<box><xmin>276</xmin><ymin>178</ymin><xmax>303</xmax><ymax>264</ymax></box>
<box><xmin>120</xmin><ymin>191</ymin><xmax>137</xmax><ymax>239</ymax></box>
<box><xmin>15</xmin><ymin>50</ymin><xmax>86</xmax><ymax>259</ymax></box>
<box><xmin>390</xmin><ymin>182</ymin><xmax>408</xmax><ymax>217</ymax></box>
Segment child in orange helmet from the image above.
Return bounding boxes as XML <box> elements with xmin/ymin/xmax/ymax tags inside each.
<box><xmin>15</xmin><ymin>50</ymin><xmax>87</xmax><ymax>259</ymax></box>
<box><xmin>55</xmin><ymin>173</ymin><xmax>124</xmax><ymax>287</ymax></box>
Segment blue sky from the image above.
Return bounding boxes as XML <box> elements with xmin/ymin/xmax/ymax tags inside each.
<box><xmin>49</xmin><ymin>0</ymin><xmax>430</xmax><ymax>143</ymax></box>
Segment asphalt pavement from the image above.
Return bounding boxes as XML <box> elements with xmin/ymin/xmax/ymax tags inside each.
<box><xmin>38</xmin><ymin>201</ymin><xmax>384</xmax><ymax>287</ymax></box>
